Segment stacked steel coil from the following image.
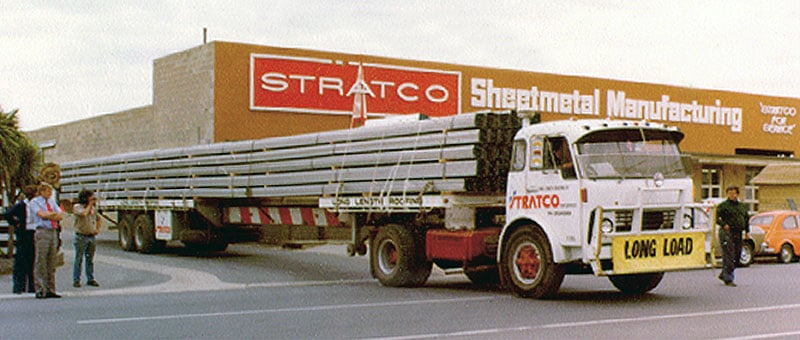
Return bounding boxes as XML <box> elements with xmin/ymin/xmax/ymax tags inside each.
<box><xmin>59</xmin><ymin>112</ymin><xmax>522</xmax><ymax>200</ymax></box>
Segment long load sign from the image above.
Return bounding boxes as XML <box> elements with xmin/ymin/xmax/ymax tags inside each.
<box><xmin>611</xmin><ymin>232</ymin><xmax>707</xmax><ymax>274</ymax></box>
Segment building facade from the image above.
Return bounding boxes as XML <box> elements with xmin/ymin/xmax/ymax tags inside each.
<box><xmin>27</xmin><ymin>41</ymin><xmax>800</xmax><ymax>211</ymax></box>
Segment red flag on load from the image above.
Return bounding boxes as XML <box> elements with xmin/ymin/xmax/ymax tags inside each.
<box><xmin>350</xmin><ymin>63</ymin><xmax>369</xmax><ymax>128</ymax></box>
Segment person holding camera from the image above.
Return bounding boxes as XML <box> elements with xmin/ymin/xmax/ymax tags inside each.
<box><xmin>72</xmin><ymin>189</ymin><xmax>101</xmax><ymax>288</ymax></box>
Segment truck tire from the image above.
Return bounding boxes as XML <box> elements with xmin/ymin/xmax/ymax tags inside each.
<box><xmin>499</xmin><ymin>226</ymin><xmax>565</xmax><ymax>299</ymax></box>
<box><xmin>118</xmin><ymin>213</ymin><xmax>136</xmax><ymax>251</ymax></box>
<box><xmin>608</xmin><ymin>272</ymin><xmax>663</xmax><ymax>295</ymax></box>
<box><xmin>134</xmin><ymin>214</ymin><xmax>164</xmax><ymax>254</ymax></box>
<box><xmin>370</xmin><ymin>224</ymin><xmax>432</xmax><ymax>287</ymax></box>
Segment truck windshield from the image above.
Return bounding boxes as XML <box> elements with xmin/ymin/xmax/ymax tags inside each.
<box><xmin>575</xmin><ymin>128</ymin><xmax>687</xmax><ymax>179</ymax></box>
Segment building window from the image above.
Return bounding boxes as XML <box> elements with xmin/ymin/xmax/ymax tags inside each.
<box><xmin>701</xmin><ymin>167</ymin><xmax>722</xmax><ymax>200</ymax></box>
<box><xmin>744</xmin><ymin>167</ymin><xmax>761</xmax><ymax>213</ymax></box>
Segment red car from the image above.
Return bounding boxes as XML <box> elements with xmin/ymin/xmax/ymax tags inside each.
<box><xmin>754</xmin><ymin>210</ymin><xmax>800</xmax><ymax>264</ymax></box>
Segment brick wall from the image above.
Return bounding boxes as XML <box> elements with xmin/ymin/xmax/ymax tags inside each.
<box><xmin>26</xmin><ymin>105</ymin><xmax>156</xmax><ymax>164</ymax></box>
<box><xmin>151</xmin><ymin>43</ymin><xmax>215</xmax><ymax>149</ymax></box>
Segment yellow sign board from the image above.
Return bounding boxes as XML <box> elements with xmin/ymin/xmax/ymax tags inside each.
<box><xmin>611</xmin><ymin>232</ymin><xmax>707</xmax><ymax>274</ymax></box>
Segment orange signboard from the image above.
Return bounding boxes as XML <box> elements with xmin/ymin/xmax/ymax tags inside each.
<box><xmin>459</xmin><ymin>70</ymin><xmax>798</xmax><ymax>155</ymax></box>
<box><xmin>250</xmin><ymin>54</ymin><xmax>461</xmax><ymax>116</ymax></box>
<box><xmin>215</xmin><ymin>42</ymin><xmax>800</xmax><ymax>157</ymax></box>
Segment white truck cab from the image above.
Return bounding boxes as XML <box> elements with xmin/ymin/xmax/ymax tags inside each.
<box><xmin>499</xmin><ymin>114</ymin><xmax>712</xmax><ymax>298</ymax></box>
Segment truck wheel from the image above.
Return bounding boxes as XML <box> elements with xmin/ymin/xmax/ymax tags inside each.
<box><xmin>370</xmin><ymin>224</ymin><xmax>432</xmax><ymax>287</ymax></box>
<box><xmin>499</xmin><ymin>226</ymin><xmax>564</xmax><ymax>299</ymax></box>
<box><xmin>118</xmin><ymin>214</ymin><xmax>136</xmax><ymax>251</ymax></box>
<box><xmin>134</xmin><ymin>214</ymin><xmax>164</xmax><ymax>254</ymax></box>
<box><xmin>609</xmin><ymin>272</ymin><xmax>663</xmax><ymax>295</ymax></box>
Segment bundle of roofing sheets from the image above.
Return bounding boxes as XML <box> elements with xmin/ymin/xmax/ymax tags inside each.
<box><xmin>59</xmin><ymin>112</ymin><xmax>521</xmax><ymax>200</ymax></box>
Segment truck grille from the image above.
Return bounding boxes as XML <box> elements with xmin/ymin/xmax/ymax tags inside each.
<box><xmin>614</xmin><ymin>211</ymin><xmax>633</xmax><ymax>232</ymax></box>
<box><xmin>643</xmin><ymin>210</ymin><xmax>676</xmax><ymax>230</ymax></box>
<box><xmin>613</xmin><ymin>209</ymin><xmax>676</xmax><ymax>232</ymax></box>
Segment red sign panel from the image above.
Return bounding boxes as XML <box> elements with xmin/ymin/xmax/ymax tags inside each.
<box><xmin>250</xmin><ymin>54</ymin><xmax>461</xmax><ymax>116</ymax></box>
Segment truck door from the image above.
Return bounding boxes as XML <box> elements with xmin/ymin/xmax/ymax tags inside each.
<box><xmin>526</xmin><ymin>136</ymin><xmax>577</xmax><ymax>191</ymax></box>
<box><xmin>525</xmin><ymin>136</ymin><xmax>582</xmax><ymax>247</ymax></box>
<box><xmin>507</xmin><ymin>135</ymin><xmax>579</xmax><ymax>204</ymax></box>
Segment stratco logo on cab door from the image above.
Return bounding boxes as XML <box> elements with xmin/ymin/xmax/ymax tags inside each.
<box><xmin>250</xmin><ymin>54</ymin><xmax>461</xmax><ymax>116</ymax></box>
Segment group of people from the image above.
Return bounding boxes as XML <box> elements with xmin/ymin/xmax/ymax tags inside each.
<box><xmin>4</xmin><ymin>184</ymin><xmax>101</xmax><ymax>298</ymax></box>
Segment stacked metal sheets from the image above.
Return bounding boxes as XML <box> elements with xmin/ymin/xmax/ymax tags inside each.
<box><xmin>59</xmin><ymin>112</ymin><xmax>521</xmax><ymax>200</ymax></box>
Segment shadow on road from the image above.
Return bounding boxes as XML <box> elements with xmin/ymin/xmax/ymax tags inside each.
<box><xmin>96</xmin><ymin>238</ymin><xmax>252</xmax><ymax>259</ymax></box>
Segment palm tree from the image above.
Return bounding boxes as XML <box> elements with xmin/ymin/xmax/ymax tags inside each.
<box><xmin>0</xmin><ymin>107</ymin><xmax>41</xmax><ymax>203</ymax></box>
<box><xmin>8</xmin><ymin>139</ymin><xmax>39</xmax><ymax>198</ymax></box>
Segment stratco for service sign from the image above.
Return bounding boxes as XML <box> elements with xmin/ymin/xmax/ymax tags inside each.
<box><xmin>250</xmin><ymin>54</ymin><xmax>461</xmax><ymax>116</ymax></box>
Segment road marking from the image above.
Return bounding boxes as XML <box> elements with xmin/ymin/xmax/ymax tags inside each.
<box><xmin>724</xmin><ymin>331</ymin><xmax>800</xmax><ymax>340</ymax></box>
<box><xmin>77</xmin><ymin>296</ymin><xmax>500</xmax><ymax>324</ymax></box>
<box><xmin>244</xmin><ymin>279</ymin><xmax>375</xmax><ymax>289</ymax></box>
<box><xmin>366</xmin><ymin>302</ymin><xmax>800</xmax><ymax>339</ymax></box>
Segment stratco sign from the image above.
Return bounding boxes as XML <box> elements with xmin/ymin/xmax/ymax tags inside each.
<box><xmin>250</xmin><ymin>54</ymin><xmax>461</xmax><ymax>116</ymax></box>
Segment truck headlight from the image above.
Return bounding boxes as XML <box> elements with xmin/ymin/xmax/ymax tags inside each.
<box><xmin>601</xmin><ymin>219</ymin><xmax>613</xmax><ymax>234</ymax></box>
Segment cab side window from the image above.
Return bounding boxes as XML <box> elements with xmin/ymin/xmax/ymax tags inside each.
<box><xmin>542</xmin><ymin>137</ymin><xmax>576</xmax><ymax>179</ymax></box>
<box><xmin>511</xmin><ymin>139</ymin><xmax>526</xmax><ymax>172</ymax></box>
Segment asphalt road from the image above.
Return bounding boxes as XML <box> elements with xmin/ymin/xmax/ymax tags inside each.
<box><xmin>2</xmin><ymin>230</ymin><xmax>800</xmax><ymax>339</ymax></box>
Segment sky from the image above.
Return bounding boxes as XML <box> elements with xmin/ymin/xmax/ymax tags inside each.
<box><xmin>2</xmin><ymin>1</ymin><xmax>799</xmax><ymax>131</ymax></box>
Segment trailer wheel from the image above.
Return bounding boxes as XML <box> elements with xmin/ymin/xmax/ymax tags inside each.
<box><xmin>608</xmin><ymin>272</ymin><xmax>663</xmax><ymax>295</ymax></box>
<box><xmin>118</xmin><ymin>213</ymin><xmax>136</xmax><ymax>251</ymax></box>
<box><xmin>499</xmin><ymin>226</ymin><xmax>564</xmax><ymax>299</ymax></box>
<box><xmin>134</xmin><ymin>214</ymin><xmax>164</xmax><ymax>254</ymax></box>
<box><xmin>370</xmin><ymin>224</ymin><xmax>432</xmax><ymax>287</ymax></box>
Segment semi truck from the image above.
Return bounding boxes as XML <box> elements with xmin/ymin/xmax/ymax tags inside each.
<box><xmin>59</xmin><ymin>111</ymin><xmax>712</xmax><ymax>298</ymax></box>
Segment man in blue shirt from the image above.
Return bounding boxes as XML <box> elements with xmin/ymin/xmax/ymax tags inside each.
<box><xmin>28</xmin><ymin>183</ymin><xmax>64</xmax><ymax>299</ymax></box>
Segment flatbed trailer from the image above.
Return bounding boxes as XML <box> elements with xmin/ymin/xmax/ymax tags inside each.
<box><xmin>59</xmin><ymin>111</ymin><xmax>713</xmax><ymax>298</ymax></box>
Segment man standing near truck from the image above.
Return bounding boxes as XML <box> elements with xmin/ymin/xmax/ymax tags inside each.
<box><xmin>72</xmin><ymin>189</ymin><xmax>101</xmax><ymax>288</ymax></box>
<box><xmin>29</xmin><ymin>183</ymin><xmax>64</xmax><ymax>298</ymax></box>
<box><xmin>716</xmin><ymin>186</ymin><xmax>749</xmax><ymax>287</ymax></box>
